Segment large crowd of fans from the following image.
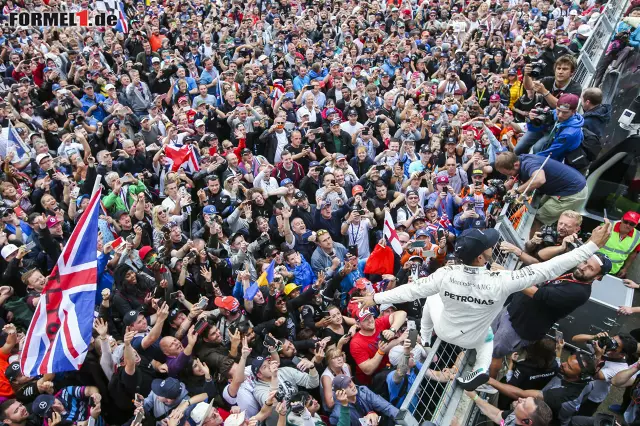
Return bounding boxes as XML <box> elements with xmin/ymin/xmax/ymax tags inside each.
<box><xmin>0</xmin><ymin>0</ymin><xmax>639</xmax><ymax>425</ymax></box>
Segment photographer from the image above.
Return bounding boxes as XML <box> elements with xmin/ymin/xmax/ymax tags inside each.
<box><xmin>567</xmin><ymin>332</ymin><xmax>638</xmax><ymax>417</ymax></box>
<box><xmin>536</xmin><ymin>210</ymin><xmax>584</xmax><ymax>262</ymax></box>
<box><xmin>517</xmin><ymin>56</ymin><xmax>582</xmax><ymax>155</ymax></box>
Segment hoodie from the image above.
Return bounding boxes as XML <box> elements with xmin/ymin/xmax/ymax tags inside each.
<box><xmin>535</xmin><ymin>112</ymin><xmax>585</xmax><ymax>162</ymax></box>
<box><xmin>582</xmin><ymin>104</ymin><xmax>612</xmax><ymax>137</ymax></box>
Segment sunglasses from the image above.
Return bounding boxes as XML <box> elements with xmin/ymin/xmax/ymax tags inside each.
<box><xmin>622</xmin><ymin>220</ymin><xmax>637</xmax><ymax>226</ymax></box>
<box><xmin>316</xmin><ymin>229</ymin><xmax>329</xmax><ymax>236</ymax></box>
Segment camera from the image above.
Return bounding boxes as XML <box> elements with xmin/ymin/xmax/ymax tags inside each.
<box><xmin>207</xmin><ymin>247</ymin><xmax>229</xmax><ymax>258</ymax></box>
<box><xmin>76</xmin><ymin>115</ymin><xmax>85</xmax><ymax>123</ymax></box>
<box><xmin>264</xmin><ymin>334</ymin><xmax>283</xmax><ymax>351</ymax></box>
<box><xmin>529</xmin><ymin>106</ymin><xmax>555</xmax><ymax>128</ymax></box>
<box><xmin>566</xmin><ymin>238</ymin><xmax>584</xmax><ymax>251</ymax></box>
<box><xmin>539</xmin><ymin>225</ymin><xmax>559</xmax><ymax>247</ymax></box>
<box><xmin>597</xmin><ymin>335</ymin><xmax>618</xmax><ymax>351</ymax></box>
<box><xmin>483</xmin><ymin>179</ymin><xmax>507</xmax><ymax>199</ymax></box>
<box><xmin>529</xmin><ymin>60</ymin><xmax>546</xmax><ymax>78</ymax></box>
<box><xmin>194</xmin><ymin>315</ymin><xmax>215</xmax><ymax>335</ymax></box>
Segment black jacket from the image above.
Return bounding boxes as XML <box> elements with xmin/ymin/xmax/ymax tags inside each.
<box><xmin>582</xmin><ymin>104</ymin><xmax>612</xmax><ymax>138</ymax></box>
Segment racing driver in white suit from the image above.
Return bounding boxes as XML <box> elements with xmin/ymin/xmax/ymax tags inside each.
<box><xmin>355</xmin><ymin>221</ymin><xmax>612</xmax><ymax>391</ymax></box>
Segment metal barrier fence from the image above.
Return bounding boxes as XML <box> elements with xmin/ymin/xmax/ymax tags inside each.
<box><xmin>573</xmin><ymin>0</ymin><xmax>631</xmax><ymax>88</ymax></box>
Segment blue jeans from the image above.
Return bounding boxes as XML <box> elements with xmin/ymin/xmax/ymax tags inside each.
<box><xmin>514</xmin><ymin>131</ymin><xmax>551</xmax><ymax>155</ymax></box>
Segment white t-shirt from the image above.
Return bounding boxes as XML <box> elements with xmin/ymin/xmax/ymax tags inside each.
<box><xmin>274</xmin><ymin>131</ymin><xmax>289</xmax><ymax>163</ymax></box>
<box><xmin>346</xmin><ymin>219</ymin><xmax>372</xmax><ymax>259</ymax></box>
<box><xmin>340</xmin><ymin>121</ymin><xmax>364</xmax><ymax>137</ymax></box>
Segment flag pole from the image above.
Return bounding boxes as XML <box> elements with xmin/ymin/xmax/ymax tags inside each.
<box><xmin>92</xmin><ymin>175</ymin><xmax>103</xmax><ymax>198</ymax></box>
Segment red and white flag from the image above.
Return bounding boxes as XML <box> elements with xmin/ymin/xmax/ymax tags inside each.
<box><xmin>164</xmin><ymin>144</ymin><xmax>200</xmax><ymax>173</ymax></box>
<box><xmin>383</xmin><ymin>210</ymin><xmax>403</xmax><ymax>255</ymax></box>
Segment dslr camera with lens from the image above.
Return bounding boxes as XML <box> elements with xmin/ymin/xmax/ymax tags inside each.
<box><xmin>597</xmin><ymin>335</ymin><xmax>619</xmax><ymax>351</ymax></box>
<box><xmin>530</xmin><ymin>60</ymin><xmax>546</xmax><ymax>78</ymax></box>
<box><xmin>539</xmin><ymin>225</ymin><xmax>559</xmax><ymax>247</ymax></box>
<box><xmin>529</xmin><ymin>106</ymin><xmax>555</xmax><ymax>127</ymax></box>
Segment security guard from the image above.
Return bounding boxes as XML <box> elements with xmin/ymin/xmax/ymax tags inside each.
<box><xmin>599</xmin><ymin>211</ymin><xmax>640</xmax><ymax>278</ymax></box>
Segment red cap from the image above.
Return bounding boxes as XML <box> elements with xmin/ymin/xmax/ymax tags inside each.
<box><xmin>489</xmin><ymin>94</ymin><xmax>501</xmax><ymax>102</ymax></box>
<box><xmin>138</xmin><ymin>246</ymin><xmax>153</xmax><ymax>259</ymax></box>
<box><xmin>354</xmin><ymin>277</ymin><xmax>371</xmax><ymax>290</ymax></box>
<box><xmin>214</xmin><ymin>296</ymin><xmax>240</xmax><ymax>311</ymax></box>
<box><xmin>352</xmin><ymin>185</ymin><xmax>364</xmax><ymax>196</ymax></box>
<box><xmin>436</xmin><ymin>175</ymin><xmax>449</xmax><ymax>184</ymax></box>
<box><xmin>46</xmin><ymin>216</ymin><xmax>62</xmax><ymax>228</ymax></box>
<box><xmin>622</xmin><ymin>211</ymin><xmax>640</xmax><ymax>226</ymax></box>
<box><xmin>178</xmin><ymin>96</ymin><xmax>188</xmax><ymax>104</ymax></box>
<box><xmin>356</xmin><ymin>307</ymin><xmax>374</xmax><ymax>322</ymax></box>
<box><xmin>557</xmin><ymin>94</ymin><xmax>580</xmax><ymax>111</ymax></box>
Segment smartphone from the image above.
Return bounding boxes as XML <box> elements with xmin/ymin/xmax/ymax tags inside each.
<box><xmin>409</xmin><ymin>240</ymin><xmax>427</xmax><ymax>248</ymax></box>
<box><xmin>25</xmin><ymin>241</ymin><xmax>36</xmax><ymax>251</ymax></box>
<box><xmin>408</xmin><ymin>329</ymin><xmax>419</xmax><ymax>348</ymax></box>
<box><xmin>133</xmin><ymin>410</ymin><xmax>143</xmax><ymax>426</ymax></box>
<box><xmin>555</xmin><ymin>329</ymin><xmax>564</xmax><ymax>343</ymax></box>
<box><xmin>196</xmin><ymin>296</ymin><xmax>209</xmax><ymax>309</ymax></box>
<box><xmin>376</xmin><ymin>165</ymin><xmax>386</xmax><ymax>171</ymax></box>
<box><xmin>437</xmin><ymin>228</ymin><xmax>445</xmax><ymax>241</ymax></box>
<box><xmin>292</xmin><ymin>356</ymin><xmax>302</xmax><ymax>365</ymax></box>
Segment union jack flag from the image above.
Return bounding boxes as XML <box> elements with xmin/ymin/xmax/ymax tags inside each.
<box><xmin>21</xmin><ymin>189</ymin><xmax>102</xmax><ymax>375</ymax></box>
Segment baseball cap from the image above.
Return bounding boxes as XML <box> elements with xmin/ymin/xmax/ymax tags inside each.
<box><xmin>406</xmin><ymin>189</ymin><xmax>420</xmax><ymax>198</ymax></box>
<box><xmin>203</xmin><ymin>205</ymin><xmax>218</xmax><ymax>215</ymax></box>
<box><xmin>113</xmin><ymin>210</ymin><xmax>128</xmax><ymax>220</ymax></box>
<box><xmin>284</xmin><ymin>283</ymin><xmax>301</xmax><ymax>295</ymax></box>
<box><xmin>471</xmin><ymin>218</ymin><xmax>486</xmax><ymax>229</ymax></box>
<box><xmin>195</xmin><ymin>119</ymin><xmax>205</xmax><ymax>127</ymax></box>
<box><xmin>507</xmin><ymin>69</ymin><xmax>517</xmax><ymax>76</ymax></box>
<box><xmin>356</xmin><ymin>307</ymin><xmax>375</xmax><ymax>321</ymax></box>
<box><xmin>326</xmin><ymin>108</ymin><xmax>337</xmax><ymax>116</ymax></box>
<box><xmin>352</xmin><ymin>185</ymin><xmax>364</xmax><ymax>196</ymax></box>
<box><xmin>152</xmin><ymin>57</ymin><xmax>161</xmax><ymax>63</ymax></box>
<box><xmin>309</xmin><ymin>161</ymin><xmax>320</xmax><ymax>169</ymax></box>
<box><xmin>623</xmin><ymin>211</ymin><xmax>640</xmax><ymax>225</ymax></box>
<box><xmin>454</xmin><ymin>228</ymin><xmax>500</xmax><ymax>264</ymax></box>
<box><xmin>214</xmin><ymin>296</ymin><xmax>240</xmax><ymax>311</ymax></box>
<box><xmin>169</xmin><ymin>257</ymin><xmax>181</xmax><ymax>269</ymax></box>
<box><xmin>151</xmin><ymin>378</ymin><xmax>182</xmax><ymax>399</ymax></box>
<box><xmin>32</xmin><ymin>395</ymin><xmax>55</xmax><ymax>417</ymax></box>
<box><xmin>5</xmin><ymin>362</ymin><xmax>22</xmax><ymax>382</ymax></box>
<box><xmin>472</xmin><ymin>169</ymin><xmax>484</xmax><ymax>176</ymax></box>
<box><xmin>240</xmin><ymin>148</ymin><xmax>252</xmax><ymax>156</ymax></box>
<box><xmin>280</xmin><ymin>178</ymin><xmax>293</xmax><ymax>187</ymax></box>
<box><xmin>336</xmin><ymin>153</ymin><xmax>346</xmax><ymax>161</ymax></box>
<box><xmin>330</xmin><ymin>119</ymin><xmax>341</xmax><ymax>126</ymax></box>
<box><xmin>445</xmin><ymin>137</ymin><xmax>457</xmax><ymax>145</ymax></box>
<box><xmin>36</xmin><ymin>153</ymin><xmax>51</xmax><ymax>164</ymax></box>
<box><xmin>461</xmin><ymin>196</ymin><xmax>474</xmax><ymax>205</ymax></box>
<box><xmin>420</xmin><ymin>145</ymin><xmax>432</xmax><ymax>153</ymax></box>
<box><xmin>557</xmin><ymin>94</ymin><xmax>580</xmax><ymax>111</ymax></box>
<box><xmin>436</xmin><ymin>176</ymin><xmax>450</xmax><ymax>184</ymax></box>
<box><xmin>251</xmin><ymin>356</ymin><xmax>269</xmax><ymax>375</ymax></box>
<box><xmin>105</xmin><ymin>84</ymin><xmax>116</xmax><ymax>90</ymax></box>
<box><xmin>178</xmin><ymin>96</ymin><xmax>188</xmax><ymax>104</ymax></box>
<box><xmin>0</xmin><ymin>244</ymin><xmax>18</xmax><ymax>260</ymax></box>
<box><xmin>354</xmin><ymin>277</ymin><xmax>371</xmax><ymax>290</ymax></box>
<box><xmin>379</xmin><ymin>303</ymin><xmax>395</xmax><ymax>312</ymax></box>
<box><xmin>189</xmin><ymin>402</ymin><xmax>211</xmax><ymax>425</ymax></box>
<box><xmin>138</xmin><ymin>246</ymin><xmax>153</xmax><ymax>260</ymax></box>
<box><xmin>332</xmin><ymin>374</ymin><xmax>352</xmax><ymax>390</ymax></box>
<box><xmin>346</xmin><ymin>109</ymin><xmax>358</xmax><ymax>116</ymax></box>
<box><xmin>592</xmin><ymin>253</ymin><xmax>613</xmax><ymax>275</ymax></box>
<box><xmin>415</xmin><ymin>229</ymin><xmax>430</xmax><ymax>238</ymax></box>
<box><xmin>46</xmin><ymin>216</ymin><xmax>62</xmax><ymax>228</ymax></box>
<box><xmin>225</xmin><ymin>412</ymin><xmax>246</xmax><ymax>426</ymax></box>
<box><xmin>123</xmin><ymin>309</ymin><xmax>142</xmax><ymax>326</ymax></box>
<box><xmin>294</xmin><ymin>191</ymin><xmax>307</xmax><ymax>199</ymax></box>
<box><xmin>52</xmin><ymin>84</ymin><xmax>61</xmax><ymax>92</ymax></box>
<box><xmin>489</xmin><ymin>94</ymin><xmax>501</xmax><ymax>102</ymax></box>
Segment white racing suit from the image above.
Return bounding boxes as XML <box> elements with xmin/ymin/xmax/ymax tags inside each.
<box><xmin>373</xmin><ymin>241</ymin><xmax>601</xmax><ymax>373</ymax></box>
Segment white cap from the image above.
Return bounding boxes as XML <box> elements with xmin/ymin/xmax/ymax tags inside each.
<box><xmin>379</xmin><ymin>303</ymin><xmax>396</xmax><ymax>312</ymax></box>
<box><xmin>570</xmin><ymin>9</ymin><xmax>578</xmax><ymax>15</ymax></box>
<box><xmin>258</xmin><ymin>54</ymin><xmax>268</xmax><ymax>61</ymax></box>
<box><xmin>190</xmin><ymin>402</ymin><xmax>210</xmax><ymax>425</ymax></box>
<box><xmin>194</xmin><ymin>119</ymin><xmax>205</xmax><ymax>127</ymax></box>
<box><xmin>388</xmin><ymin>345</ymin><xmax>428</xmax><ymax>366</ymax></box>
<box><xmin>344</xmin><ymin>66</ymin><xmax>353</xmax><ymax>73</ymax></box>
<box><xmin>105</xmin><ymin>84</ymin><xmax>116</xmax><ymax>90</ymax></box>
<box><xmin>577</xmin><ymin>24</ymin><xmax>593</xmax><ymax>37</ymax></box>
<box><xmin>224</xmin><ymin>412</ymin><xmax>246</xmax><ymax>426</ymax></box>
<box><xmin>1</xmin><ymin>244</ymin><xmax>18</xmax><ymax>260</ymax></box>
<box><xmin>35</xmin><ymin>153</ymin><xmax>51</xmax><ymax>164</ymax></box>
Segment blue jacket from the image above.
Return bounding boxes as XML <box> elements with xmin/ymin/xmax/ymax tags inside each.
<box><xmin>381</xmin><ymin>59</ymin><xmax>401</xmax><ymax>77</ymax></box>
<box><xmin>454</xmin><ymin>208</ymin><xmax>487</xmax><ymax>232</ymax></box>
<box><xmin>534</xmin><ymin>111</ymin><xmax>584</xmax><ymax>162</ymax></box>
<box><xmin>287</xmin><ymin>257</ymin><xmax>317</xmax><ymax>290</ymax></box>
<box><xmin>329</xmin><ymin>386</ymin><xmax>399</xmax><ymax>426</ymax></box>
<box><xmin>582</xmin><ymin>104</ymin><xmax>611</xmax><ymax>137</ymax></box>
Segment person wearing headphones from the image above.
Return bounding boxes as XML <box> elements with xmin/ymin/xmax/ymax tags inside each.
<box><xmin>473</xmin><ymin>352</ymin><xmax>599</xmax><ymax>425</ymax></box>
<box><xmin>464</xmin><ymin>390</ymin><xmax>553</xmax><ymax>426</ymax></box>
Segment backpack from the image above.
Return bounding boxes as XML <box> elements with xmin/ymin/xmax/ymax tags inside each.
<box><xmin>564</xmin><ymin>128</ymin><xmax>602</xmax><ymax>174</ymax></box>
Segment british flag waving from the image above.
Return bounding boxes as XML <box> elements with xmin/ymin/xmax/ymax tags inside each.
<box><xmin>21</xmin><ymin>188</ymin><xmax>102</xmax><ymax>375</ymax></box>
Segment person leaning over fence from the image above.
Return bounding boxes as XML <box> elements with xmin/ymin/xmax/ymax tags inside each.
<box><xmin>354</xmin><ymin>222</ymin><xmax>612</xmax><ymax>393</ymax></box>
<box><xmin>495</xmin><ymin>151</ymin><xmax>588</xmax><ymax>238</ymax></box>
<box><xmin>464</xmin><ymin>389</ymin><xmax>553</xmax><ymax>426</ymax></box>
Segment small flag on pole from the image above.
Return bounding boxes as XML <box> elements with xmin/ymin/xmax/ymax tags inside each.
<box><xmin>383</xmin><ymin>211</ymin><xmax>403</xmax><ymax>255</ymax></box>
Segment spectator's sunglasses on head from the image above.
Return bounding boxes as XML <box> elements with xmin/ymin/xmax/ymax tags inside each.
<box><xmin>316</xmin><ymin>229</ymin><xmax>329</xmax><ymax>237</ymax></box>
